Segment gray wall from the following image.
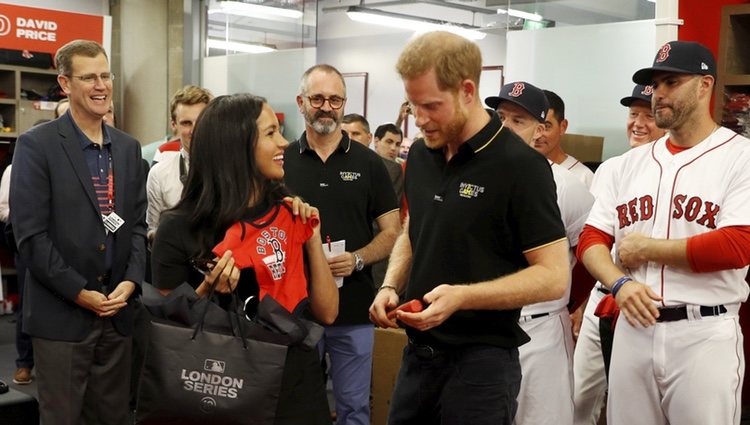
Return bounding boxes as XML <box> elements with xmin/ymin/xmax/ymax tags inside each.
<box><xmin>506</xmin><ymin>20</ymin><xmax>656</xmax><ymax>159</ymax></box>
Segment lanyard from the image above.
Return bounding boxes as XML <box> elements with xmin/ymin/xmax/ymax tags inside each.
<box><xmin>105</xmin><ymin>151</ymin><xmax>114</xmax><ymax>214</ymax></box>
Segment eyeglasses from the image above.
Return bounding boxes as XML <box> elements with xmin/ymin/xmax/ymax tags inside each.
<box><xmin>307</xmin><ymin>95</ymin><xmax>345</xmax><ymax>110</ymax></box>
<box><xmin>65</xmin><ymin>73</ymin><xmax>115</xmax><ymax>84</ymax></box>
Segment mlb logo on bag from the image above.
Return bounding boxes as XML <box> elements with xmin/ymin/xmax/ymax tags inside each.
<box><xmin>204</xmin><ymin>359</ymin><xmax>225</xmax><ymax>374</ymax></box>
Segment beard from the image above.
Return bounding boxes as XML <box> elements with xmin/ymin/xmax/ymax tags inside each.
<box><xmin>303</xmin><ymin>107</ymin><xmax>341</xmax><ymax>135</ymax></box>
<box><xmin>422</xmin><ymin>98</ymin><xmax>468</xmax><ymax>149</ymax></box>
<box><xmin>654</xmin><ymin>79</ymin><xmax>699</xmax><ymax>129</ymax></box>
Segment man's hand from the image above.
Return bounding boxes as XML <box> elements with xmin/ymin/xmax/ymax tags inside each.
<box><xmin>395</xmin><ymin>284</ymin><xmax>464</xmax><ymax>331</ymax></box>
<box><xmin>328</xmin><ymin>252</ymin><xmax>357</xmax><ymax>277</ymax></box>
<box><xmin>615</xmin><ymin>280</ymin><xmax>662</xmax><ymax>327</ymax></box>
<box><xmin>99</xmin><ymin>280</ymin><xmax>137</xmax><ymax>317</ymax></box>
<box><xmin>617</xmin><ymin>232</ymin><xmax>650</xmax><ymax>269</ymax></box>
<box><xmin>369</xmin><ymin>287</ymin><xmax>400</xmax><ymax>328</ymax></box>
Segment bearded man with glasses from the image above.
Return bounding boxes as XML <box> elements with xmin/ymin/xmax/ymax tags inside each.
<box><xmin>283</xmin><ymin>64</ymin><xmax>401</xmax><ymax>425</ymax></box>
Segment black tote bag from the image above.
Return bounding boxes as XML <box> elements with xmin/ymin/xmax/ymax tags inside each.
<box><xmin>135</xmin><ymin>285</ymin><xmax>289</xmax><ymax>425</ymax></box>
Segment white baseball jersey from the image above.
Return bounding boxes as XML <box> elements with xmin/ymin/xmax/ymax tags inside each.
<box><xmin>586</xmin><ymin>127</ymin><xmax>750</xmax><ymax>306</ymax></box>
<box><xmin>560</xmin><ymin>154</ymin><xmax>594</xmax><ymax>189</ymax></box>
<box><xmin>521</xmin><ymin>162</ymin><xmax>594</xmax><ymax>316</ymax></box>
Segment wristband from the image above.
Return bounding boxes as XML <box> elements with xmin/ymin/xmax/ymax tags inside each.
<box><xmin>378</xmin><ymin>284</ymin><xmax>398</xmax><ymax>293</ymax></box>
<box><xmin>610</xmin><ymin>276</ymin><xmax>633</xmax><ymax>298</ymax></box>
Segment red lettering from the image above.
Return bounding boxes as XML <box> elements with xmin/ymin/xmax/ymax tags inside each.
<box><xmin>684</xmin><ymin>197</ymin><xmax>701</xmax><ymax>221</ymax></box>
<box><xmin>639</xmin><ymin>195</ymin><xmax>653</xmax><ymax>221</ymax></box>
<box><xmin>617</xmin><ymin>204</ymin><xmax>631</xmax><ymax>229</ymax></box>
<box><xmin>696</xmin><ymin>201</ymin><xmax>720</xmax><ymax>229</ymax></box>
<box><xmin>627</xmin><ymin>198</ymin><xmax>638</xmax><ymax>225</ymax></box>
<box><xmin>672</xmin><ymin>194</ymin><xmax>686</xmax><ymax>219</ymax></box>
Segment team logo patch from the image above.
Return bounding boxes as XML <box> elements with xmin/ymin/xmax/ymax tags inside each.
<box><xmin>458</xmin><ymin>182</ymin><xmax>485</xmax><ymax>199</ymax></box>
<box><xmin>641</xmin><ymin>85</ymin><xmax>653</xmax><ymax>96</ymax></box>
<box><xmin>656</xmin><ymin>43</ymin><xmax>671</xmax><ymax>63</ymax></box>
<box><xmin>508</xmin><ymin>82</ymin><xmax>525</xmax><ymax>97</ymax></box>
<box><xmin>701</xmin><ymin>62</ymin><xmax>709</xmax><ymax>70</ymax></box>
<box><xmin>340</xmin><ymin>171</ymin><xmax>361</xmax><ymax>182</ymax></box>
<box><xmin>255</xmin><ymin>227</ymin><xmax>288</xmax><ymax>280</ymax></box>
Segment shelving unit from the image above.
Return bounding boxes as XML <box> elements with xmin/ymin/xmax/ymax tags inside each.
<box><xmin>715</xmin><ymin>3</ymin><xmax>750</xmax><ymax>137</ymax></box>
<box><xmin>0</xmin><ymin>64</ymin><xmax>59</xmax><ymax>142</ymax></box>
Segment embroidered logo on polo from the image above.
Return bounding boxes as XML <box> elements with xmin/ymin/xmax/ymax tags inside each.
<box><xmin>255</xmin><ymin>227</ymin><xmax>288</xmax><ymax>280</ymax></box>
<box><xmin>458</xmin><ymin>182</ymin><xmax>485</xmax><ymax>199</ymax></box>
<box><xmin>339</xmin><ymin>171</ymin><xmax>361</xmax><ymax>182</ymax></box>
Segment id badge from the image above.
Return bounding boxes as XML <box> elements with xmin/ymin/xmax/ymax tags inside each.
<box><xmin>102</xmin><ymin>212</ymin><xmax>125</xmax><ymax>234</ymax></box>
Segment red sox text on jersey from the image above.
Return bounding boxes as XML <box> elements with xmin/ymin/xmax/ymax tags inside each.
<box><xmin>616</xmin><ymin>194</ymin><xmax>719</xmax><ymax>230</ymax></box>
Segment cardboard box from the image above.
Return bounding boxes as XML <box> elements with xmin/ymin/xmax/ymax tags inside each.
<box><xmin>561</xmin><ymin>133</ymin><xmax>604</xmax><ymax>163</ymax></box>
<box><xmin>371</xmin><ymin>328</ymin><xmax>408</xmax><ymax>425</ymax></box>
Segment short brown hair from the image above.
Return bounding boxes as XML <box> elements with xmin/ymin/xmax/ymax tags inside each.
<box><xmin>170</xmin><ymin>85</ymin><xmax>213</xmax><ymax>121</ymax></box>
<box><xmin>55</xmin><ymin>40</ymin><xmax>108</xmax><ymax>76</ymax></box>
<box><xmin>396</xmin><ymin>32</ymin><xmax>482</xmax><ymax>92</ymax></box>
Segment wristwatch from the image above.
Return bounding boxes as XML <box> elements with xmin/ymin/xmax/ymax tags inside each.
<box><xmin>353</xmin><ymin>252</ymin><xmax>364</xmax><ymax>272</ymax></box>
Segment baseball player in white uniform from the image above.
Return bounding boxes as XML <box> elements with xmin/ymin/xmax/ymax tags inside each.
<box><xmin>578</xmin><ymin>41</ymin><xmax>750</xmax><ymax>425</ymax></box>
<box><xmin>487</xmin><ymin>81</ymin><xmax>594</xmax><ymax>425</ymax></box>
<box><xmin>572</xmin><ymin>83</ymin><xmax>666</xmax><ymax>425</ymax></box>
<box><xmin>536</xmin><ymin>90</ymin><xmax>594</xmax><ymax>189</ymax></box>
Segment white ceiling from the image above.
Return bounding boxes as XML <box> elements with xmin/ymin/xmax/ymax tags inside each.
<box><xmin>206</xmin><ymin>0</ymin><xmax>656</xmax><ymax>53</ymax></box>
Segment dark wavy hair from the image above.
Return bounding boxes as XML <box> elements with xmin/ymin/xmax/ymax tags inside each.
<box><xmin>175</xmin><ymin>93</ymin><xmax>289</xmax><ymax>254</ymax></box>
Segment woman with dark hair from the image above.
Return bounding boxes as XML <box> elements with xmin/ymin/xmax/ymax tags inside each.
<box><xmin>151</xmin><ymin>93</ymin><xmax>338</xmax><ymax>424</ymax></box>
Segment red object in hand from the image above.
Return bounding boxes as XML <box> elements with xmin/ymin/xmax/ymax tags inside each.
<box><xmin>387</xmin><ymin>299</ymin><xmax>424</xmax><ymax>320</ymax></box>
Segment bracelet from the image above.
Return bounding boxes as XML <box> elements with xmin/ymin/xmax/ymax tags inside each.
<box><xmin>378</xmin><ymin>284</ymin><xmax>398</xmax><ymax>293</ymax></box>
<box><xmin>610</xmin><ymin>276</ymin><xmax>633</xmax><ymax>298</ymax></box>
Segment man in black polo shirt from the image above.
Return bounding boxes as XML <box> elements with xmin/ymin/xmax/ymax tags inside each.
<box><xmin>284</xmin><ymin>64</ymin><xmax>400</xmax><ymax>425</ymax></box>
<box><xmin>369</xmin><ymin>32</ymin><xmax>569</xmax><ymax>425</ymax></box>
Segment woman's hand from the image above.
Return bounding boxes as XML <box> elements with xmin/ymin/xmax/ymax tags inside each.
<box><xmin>200</xmin><ymin>250</ymin><xmax>240</xmax><ymax>295</ymax></box>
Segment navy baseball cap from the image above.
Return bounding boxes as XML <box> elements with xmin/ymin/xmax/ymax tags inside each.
<box><xmin>620</xmin><ymin>84</ymin><xmax>654</xmax><ymax>107</ymax></box>
<box><xmin>485</xmin><ymin>81</ymin><xmax>549</xmax><ymax>123</ymax></box>
<box><xmin>632</xmin><ymin>41</ymin><xmax>716</xmax><ymax>85</ymax></box>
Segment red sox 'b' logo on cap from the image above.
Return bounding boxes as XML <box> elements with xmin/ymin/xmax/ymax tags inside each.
<box><xmin>509</xmin><ymin>83</ymin><xmax>525</xmax><ymax>98</ymax></box>
<box><xmin>641</xmin><ymin>85</ymin><xmax>653</xmax><ymax>96</ymax></box>
<box><xmin>656</xmin><ymin>43</ymin><xmax>671</xmax><ymax>63</ymax></box>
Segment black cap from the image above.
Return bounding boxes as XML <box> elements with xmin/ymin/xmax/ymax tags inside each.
<box><xmin>632</xmin><ymin>40</ymin><xmax>716</xmax><ymax>85</ymax></box>
<box><xmin>485</xmin><ymin>81</ymin><xmax>549</xmax><ymax>123</ymax></box>
<box><xmin>620</xmin><ymin>84</ymin><xmax>654</xmax><ymax>107</ymax></box>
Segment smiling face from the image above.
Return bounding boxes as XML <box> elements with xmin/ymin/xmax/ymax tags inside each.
<box><xmin>626</xmin><ymin>100</ymin><xmax>665</xmax><ymax>147</ymax></box>
<box><xmin>58</xmin><ymin>53</ymin><xmax>111</xmax><ymax>124</ymax></box>
<box><xmin>254</xmin><ymin>103</ymin><xmax>289</xmax><ymax>180</ymax></box>
<box><xmin>171</xmin><ymin>102</ymin><xmax>208</xmax><ymax>153</ymax></box>
<box><xmin>298</xmin><ymin>69</ymin><xmax>346</xmax><ymax>136</ymax></box>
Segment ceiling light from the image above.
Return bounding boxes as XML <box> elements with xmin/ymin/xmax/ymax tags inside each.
<box><xmin>208</xmin><ymin>1</ymin><xmax>303</xmax><ymax>20</ymax></box>
<box><xmin>346</xmin><ymin>6</ymin><xmax>486</xmax><ymax>41</ymax></box>
<box><xmin>497</xmin><ymin>8</ymin><xmax>543</xmax><ymax>23</ymax></box>
<box><xmin>207</xmin><ymin>38</ymin><xmax>277</xmax><ymax>54</ymax></box>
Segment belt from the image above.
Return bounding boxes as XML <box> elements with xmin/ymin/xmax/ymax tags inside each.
<box><xmin>408</xmin><ymin>339</ymin><xmax>448</xmax><ymax>361</ymax></box>
<box><xmin>656</xmin><ymin>305</ymin><xmax>727</xmax><ymax>322</ymax></box>
<box><xmin>518</xmin><ymin>311</ymin><xmax>551</xmax><ymax>323</ymax></box>
<box><xmin>597</xmin><ymin>286</ymin><xmax>611</xmax><ymax>295</ymax></box>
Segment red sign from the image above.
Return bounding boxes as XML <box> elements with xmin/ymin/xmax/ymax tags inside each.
<box><xmin>0</xmin><ymin>4</ymin><xmax>105</xmax><ymax>56</ymax></box>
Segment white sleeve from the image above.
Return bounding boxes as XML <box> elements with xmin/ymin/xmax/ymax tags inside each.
<box><xmin>146</xmin><ymin>166</ymin><xmax>166</xmax><ymax>235</ymax></box>
<box><xmin>557</xmin><ymin>171</ymin><xmax>594</xmax><ymax>247</ymax></box>
<box><xmin>0</xmin><ymin>165</ymin><xmax>11</xmax><ymax>223</ymax></box>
